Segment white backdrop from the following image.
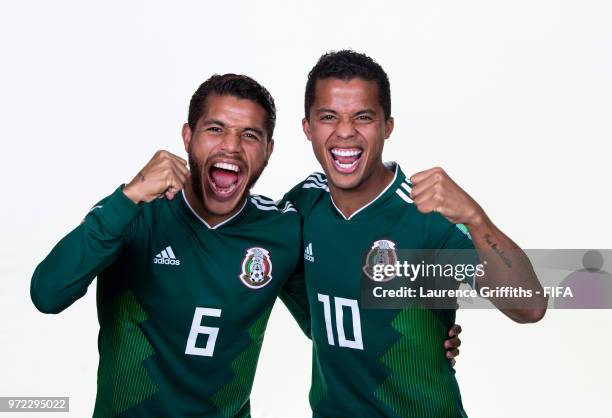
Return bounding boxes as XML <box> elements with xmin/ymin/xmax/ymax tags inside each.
<box><xmin>1</xmin><ymin>1</ymin><xmax>611</xmax><ymax>417</ymax></box>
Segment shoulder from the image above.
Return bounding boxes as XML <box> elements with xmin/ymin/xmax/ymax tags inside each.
<box><xmin>280</xmin><ymin>172</ymin><xmax>329</xmax><ymax>215</ymax></box>
<box><xmin>247</xmin><ymin>194</ymin><xmax>301</xmax><ymax>249</ymax></box>
<box><xmin>389</xmin><ymin>176</ymin><xmax>415</xmax><ymax>207</ymax></box>
<box><xmin>249</xmin><ymin>193</ymin><xmax>299</xmax><ymax>216</ymax></box>
<box><xmin>384</xmin><ymin>177</ymin><xmax>471</xmax><ymax>244</ymax></box>
<box><xmin>300</xmin><ymin>172</ymin><xmax>329</xmax><ymax>191</ymax></box>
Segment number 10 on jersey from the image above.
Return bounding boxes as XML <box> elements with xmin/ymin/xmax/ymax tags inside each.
<box><xmin>317</xmin><ymin>293</ymin><xmax>364</xmax><ymax>350</ymax></box>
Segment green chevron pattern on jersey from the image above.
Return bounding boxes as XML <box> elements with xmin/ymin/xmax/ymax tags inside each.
<box><xmin>94</xmin><ymin>290</ymin><xmax>158</xmax><ymax>417</ymax></box>
<box><xmin>375</xmin><ymin>307</ymin><xmax>464</xmax><ymax>418</ymax></box>
<box><xmin>211</xmin><ymin>306</ymin><xmax>273</xmax><ymax>417</ymax></box>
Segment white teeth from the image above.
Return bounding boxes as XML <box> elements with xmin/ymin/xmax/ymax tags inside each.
<box><xmin>336</xmin><ymin>160</ymin><xmax>358</xmax><ymax>169</ymax></box>
<box><xmin>213</xmin><ymin>162</ymin><xmax>240</xmax><ymax>172</ymax></box>
<box><xmin>223</xmin><ymin>183</ymin><xmax>237</xmax><ymax>192</ymax></box>
<box><xmin>331</xmin><ymin>148</ymin><xmax>362</xmax><ymax>157</ymax></box>
<box><xmin>211</xmin><ymin>180</ymin><xmax>237</xmax><ymax>193</ymax></box>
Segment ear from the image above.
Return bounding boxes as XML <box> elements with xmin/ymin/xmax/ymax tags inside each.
<box><xmin>181</xmin><ymin>123</ymin><xmax>192</xmax><ymax>152</ymax></box>
<box><xmin>302</xmin><ymin>117</ymin><xmax>313</xmax><ymax>141</ymax></box>
<box><xmin>384</xmin><ymin>116</ymin><xmax>394</xmax><ymax>139</ymax></box>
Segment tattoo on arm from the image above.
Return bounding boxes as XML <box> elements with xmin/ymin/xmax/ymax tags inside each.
<box><xmin>484</xmin><ymin>234</ymin><xmax>512</xmax><ymax>268</ymax></box>
<box><xmin>138</xmin><ymin>171</ymin><xmax>145</xmax><ymax>182</ymax></box>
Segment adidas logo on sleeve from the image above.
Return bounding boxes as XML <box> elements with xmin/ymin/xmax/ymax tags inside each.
<box><xmin>153</xmin><ymin>246</ymin><xmax>181</xmax><ymax>266</ymax></box>
<box><xmin>304</xmin><ymin>242</ymin><xmax>315</xmax><ymax>262</ymax></box>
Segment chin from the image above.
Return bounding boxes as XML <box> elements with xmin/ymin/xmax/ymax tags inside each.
<box><xmin>323</xmin><ymin>167</ymin><xmax>364</xmax><ymax>191</ymax></box>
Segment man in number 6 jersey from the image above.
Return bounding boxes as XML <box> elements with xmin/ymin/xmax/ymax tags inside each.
<box><xmin>30</xmin><ymin>75</ymin><xmax>312</xmax><ymax>418</ymax></box>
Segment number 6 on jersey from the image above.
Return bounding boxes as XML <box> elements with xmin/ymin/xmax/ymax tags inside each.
<box><xmin>185</xmin><ymin>307</ymin><xmax>222</xmax><ymax>357</ymax></box>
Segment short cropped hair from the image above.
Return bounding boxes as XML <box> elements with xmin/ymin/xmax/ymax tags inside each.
<box><xmin>304</xmin><ymin>50</ymin><xmax>391</xmax><ymax>120</ymax></box>
<box><xmin>188</xmin><ymin>74</ymin><xmax>276</xmax><ymax>139</ymax></box>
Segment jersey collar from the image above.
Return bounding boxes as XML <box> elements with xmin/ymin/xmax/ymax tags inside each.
<box><xmin>329</xmin><ymin>162</ymin><xmax>405</xmax><ymax>221</ymax></box>
<box><xmin>179</xmin><ymin>189</ymin><xmax>248</xmax><ymax>230</ymax></box>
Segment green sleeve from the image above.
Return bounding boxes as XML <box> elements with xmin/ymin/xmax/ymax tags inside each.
<box><xmin>276</xmin><ymin>174</ymin><xmax>328</xmax><ymax>337</ymax></box>
<box><xmin>280</xmin><ymin>172</ymin><xmax>327</xmax><ymax>217</ymax></box>
<box><xmin>279</xmin><ymin>266</ymin><xmax>311</xmax><ymax>339</ymax></box>
<box><xmin>30</xmin><ymin>185</ymin><xmax>142</xmax><ymax>314</ymax></box>
<box><xmin>278</xmin><ymin>188</ymin><xmax>312</xmax><ymax>338</ymax></box>
<box><xmin>281</xmin><ymin>182</ymin><xmax>305</xmax><ymax>214</ymax></box>
<box><xmin>427</xmin><ymin>213</ymin><xmax>479</xmax><ymax>288</ymax></box>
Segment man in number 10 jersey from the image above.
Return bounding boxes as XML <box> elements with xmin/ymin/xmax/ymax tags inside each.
<box><xmin>283</xmin><ymin>51</ymin><xmax>547</xmax><ymax>418</ymax></box>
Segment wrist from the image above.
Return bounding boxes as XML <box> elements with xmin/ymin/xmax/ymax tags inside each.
<box><xmin>464</xmin><ymin>208</ymin><xmax>490</xmax><ymax>234</ymax></box>
<box><xmin>122</xmin><ymin>183</ymin><xmax>143</xmax><ymax>204</ymax></box>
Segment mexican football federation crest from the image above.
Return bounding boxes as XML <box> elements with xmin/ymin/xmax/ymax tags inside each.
<box><xmin>239</xmin><ymin>247</ymin><xmax>273</xmax><ymax>289</ymax></box>
<box><xmin>363</xmin><ymin>239</ymin><xmax>398</xmax><ymax>282</ymax></box>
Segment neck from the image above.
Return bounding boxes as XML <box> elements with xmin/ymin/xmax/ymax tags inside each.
<box><xmin>329</xmin><ymin>163</ymin><xmax>395</xmax><ymax>219</ymax></box>
<box><xmin>183</xmin><ymin>183</ymin><xmax>245</xmax><ymax>228</ymax></box>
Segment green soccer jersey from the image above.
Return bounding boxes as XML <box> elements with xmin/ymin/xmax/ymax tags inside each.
<box><xmin>283</xmin><ymin>163</ymin><xmax>474</xmax><ymax>418</ymax></box>
<box><xmin>31</xmin><ymin>186</ymin><xmax>310</xmax><ymax>418</ymax></box>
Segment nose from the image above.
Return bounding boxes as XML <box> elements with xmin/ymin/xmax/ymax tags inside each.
<box><xmin>335</xmin><ymin>116</ymin><xmax>356</xmax><ymax>139</ymax></box>
<box><xmin>220</xmin><ymin>130</ymin><xmax>242</xmax><ymax>153</ymax></box>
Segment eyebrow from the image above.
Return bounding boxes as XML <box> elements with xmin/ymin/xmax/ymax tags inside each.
<box><xmin>201</xmin><ymin>119</ymin><xmax>226</xmax><ymax>127</ymax></box>
<box><xmin>201</xmin><ymin>119</ymin><xmax>265</xmax><ymax>137</ymax></box>
<box><xmin>353</xmin><ymin>109</ymin><xmax>376</xmax><ymax>116</ymax></box>
<box><xmin>315</xmin><ymin>108</ymin><xmax>377</xmax><ymax>116</ymax></box>
<box><xmin>316</xmin><ymin>108</ymin><xmax>339</xmax><ymax>115</ymax></box>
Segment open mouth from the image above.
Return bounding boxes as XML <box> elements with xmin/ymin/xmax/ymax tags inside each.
<box><xmin>207</xmin><ymin>161</ymin><xmax>244</xmax><ymax>200</ymax></box>
<box><xmin>330</xmin><ymin>147</ymin><xmax>363</xmax><ymax>174</ymax></box>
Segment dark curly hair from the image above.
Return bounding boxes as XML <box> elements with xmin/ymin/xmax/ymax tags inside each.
<box><xmin>188</xmin><ymin>74</ymin><xmax>276</xmax><ymax>140</ymax></box>
<box><xmin>304</xmin><ymin>50</ymin><xmax>391</xmax><ymax>121</ymax></box>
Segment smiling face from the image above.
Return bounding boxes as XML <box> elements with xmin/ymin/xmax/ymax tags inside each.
<box><xmin>182</xmin><ymin>94</ymin><xmax>273</xmax><ymax>218</ymax></box>
<box><xmin>303</xmin><ymin>77</ymin><xmax>393</xmax><ymax>191</ymax></box>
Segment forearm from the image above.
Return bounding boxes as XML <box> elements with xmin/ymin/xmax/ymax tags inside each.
<box><xmin>467</xmin><ymin>213</ymin><xmax>547</xmax><ymax>323</ymax></box>
<box><xmin>31</xmin><ymin>186</ymin><xmax>141</xmax><ymax>314</ymax></box>
<box><xmin>279</xmin><ymin>272</ymin><xmax>312</xmax><ymax>339</ymax></box>
<box><xmin>408</xmin><ymin>166</ymin><xmax>547</xmax><ymax>322</ymax></box>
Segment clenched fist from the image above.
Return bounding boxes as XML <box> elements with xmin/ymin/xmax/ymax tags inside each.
<box><xmin>123</xmin><ymin>150</ymin><xmax>190</xmax><ymax>204</ymax></box>
<box><xmin>409</xmin><ymin>167</ymin><xmax>484</xmax><ymax>227</ymax></box>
